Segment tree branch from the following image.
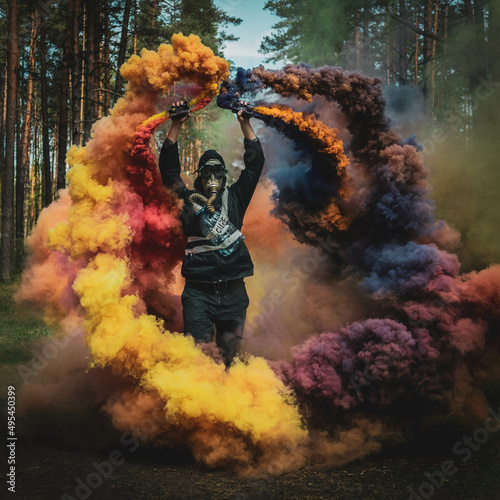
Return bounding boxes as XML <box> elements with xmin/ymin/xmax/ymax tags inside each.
<box><xmin>388</xmin><ymin>10</ymin><xmax>446</xmax><ymax>43</ymax></box>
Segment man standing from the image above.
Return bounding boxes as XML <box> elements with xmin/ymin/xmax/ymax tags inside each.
<box><xmin>159</xmin><ymin>101</ymin><xmax>264</xmax><ymax>367</ymax></box>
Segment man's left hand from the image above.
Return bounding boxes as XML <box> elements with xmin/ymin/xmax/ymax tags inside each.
<box><xmin>236</xmin><ymin>100</ymin><xmax>252</xmax><ymax>123</ymax></box>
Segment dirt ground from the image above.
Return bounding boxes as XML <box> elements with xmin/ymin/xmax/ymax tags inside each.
<box><xmin>2</xmin><ymin>363</ymin><xmax>500</xmax><ymax>500</ymax></box>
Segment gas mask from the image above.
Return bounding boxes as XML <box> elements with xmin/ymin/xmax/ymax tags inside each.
<box><xmin>189</xmin><ymin>151</ymin><xmax>227</xmax><ymax>214</ymax></box>
<box><xmin>200</xmin><ymin>162</ymin><xmax>226</xmax><ymax>196</ymax></box>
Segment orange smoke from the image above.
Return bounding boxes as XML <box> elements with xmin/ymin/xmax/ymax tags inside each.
<box><xmin>255</xmin><ymin>104</ymin><xmax>352</xmax><ymax>233</ymax></box>
<box><xmin>255</xmin><ymin>105</ymin><xmax>350</xmax><ymax>177</ymax></box>
<box><xmin>120</xmin><ymin>34</ymin><xmax>229</xmax><ymax>100</ymax></box>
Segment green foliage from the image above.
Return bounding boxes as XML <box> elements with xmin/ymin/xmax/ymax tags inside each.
<box><xmin>260</xmin><ymin>0</ymin><xmax>363</xmax><ymax>66</ymax></box>
<box><xmin>131</xmin><ymin>0</ymin><xmax>242</xmax><ymax>55</ymax></box>
<box><xmin>133</xmin><ymin>0</ymin><xmax>175</xmax><ymax>50</ymax></box>
<box><xmin>175</xmin><ymin>0</ymin><xmax>241</xmax><ymax>54</ymax></box>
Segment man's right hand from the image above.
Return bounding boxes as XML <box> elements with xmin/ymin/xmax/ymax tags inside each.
<box><xmin>166</xmin><ymin>101</ymin><xmax>191</xmax><ymax>143</ymax></box>
<box><xmin>168</xmin><ymin>100</ymin><xmax>191</xmax><ymax>123</ymax></box>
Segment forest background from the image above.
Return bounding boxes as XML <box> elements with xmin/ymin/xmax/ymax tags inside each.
<box><xmin>0</xmin><ymin>0</ymin><xmax>499</xmax><ymax>281</ymax></box>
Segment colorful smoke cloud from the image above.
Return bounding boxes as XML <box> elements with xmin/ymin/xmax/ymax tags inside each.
<box><xmin>15</xmin><ymin>36</ymin><xmax>500</xmax><ymax>474</ymax></box>
<box><xmin>225</xmin><ymin>63</ymin><xmax>500</xmax><ymax>429</ymax></box>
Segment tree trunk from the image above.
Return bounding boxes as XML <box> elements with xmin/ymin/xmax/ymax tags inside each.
<box><xmin>18</xmin><ymin>11</ymin><xmax>37</xmax><ymax>245</ymax></box>
<box><xmin>474</xmin><ymin>0</ymin><xmax>485</xmax><ymax>45</ymax></box>
<box><xmin>30</xmin><ymin>97</ymin><xmax>38</xmax><ymax>230</ymax></box>
<box><xmin>354</xmin><ymin>10</ymin><xmax>360</xmax><ymax>69</ymax></box>
<box><xmin>83</xmin><ymin>0</ymin><xmax>99</xmax><ymax>143</ymax></box>
<box><xmin>114</xmin><ymin>0</ymin><xmax>132</xmax><ymax>99</ymax></box>
<box><xmin>0</xmin><ymin>64</ymin><xmax>6</xmax><ymax>194</ymax></box>
<box><xmin>464</xmin><ymin>0</ymin><xmax>474</xmax><ymax>20</ymax></box>
<box><xmin>488</xmin><ymin>0</ymin><xmax>500</xmax><ymax>81</ymax></box>
<box><xmin>34</xmin><ymin>155</ymin><xmax>40</xmax><ymax>226</ymax></box>
<box><xmin>97</xmin><ymin>11</ymin><xmax>102</xmax><ymax>120</ymax></box>
<box><xmin>133</xmin><ymin>0</ymin><xmax>138</xmax><ymax>55</ymax></box>
<box><xmin>440</xmin><ymin>0</ymin><xmax>449</xmax><ymax>117</ymax></box>
<box><xmin>473</xmin><ymin>0</ymin><xmax>486</xmax><ymax>84</ymax></box>
<box><xmin>444</xmin><ymin>0</ymin><xmax>449</xmax><ymax>56</ymax></box>
<box><xmin>1</xmin><ymin>0</ymin><xmax>19</xmax><ymax>280</ymax></box>
<box><xmin>398</xmin><ymin>0</ymin><xmax>407</xmax><ymax>84</ymax></box>
<box><xmin>40</xmin><ymin>20</ymin><xmax>52</xmax><ymax>208</ymax></box>
<box><xmin>414</xmin><ymin>9</ymin><xmax>419</xmax><ymax>84</ymax></box>
<box><xmin>386</xmin><ymin>29</ymin><xmax>391</xmax><ymax>85</ymax></box>
<box><xmin>71</xmin><ymin>0</ymin><xmax>82</xmax><ymax>146</ymax></box>
<box><xmin>464</xmin><ymin>0</ymin><xmax>479</xmax><ymax>92</ymax></box>
<box><xmin>423</xmin><ymin>0</ymin><xmax>433</xmax><ymax>101</ymax></box>
<box><xmin>57</xmin><ymin>0</ymin><xmax>73</xmax><ymax>191</ymax></box>
<box><xmin>431</xmin><ymin>1</ymin><xmax>440</xmax><ymax>115</ymax></box>
<box><xmin>103</xmin><ymin>4</ymin><xmax>111</xmax><ymax>115</ymax></box>
<box><xmin>15</xmin><ymin>67</ymin><xmax>22</xmax><ymax>265</ymax></box>
<box><xmin>464</xmin><ymin>0</ymin><xmax>482</xmax><ymax>129</ymax></box>
<box><xmin>362</xmin><ymin>7</ymin><xmax>369</xmax><ymax>72</ymax></box>
<box><xmin>150</xmin><ymin>0</ymin><xmax>156</xmax><ymax>49</ymax></box>
<box><xmin>80</xmin><ymin>9</ymin><xmax>86</xmax><ymax>142</ymax></box>
<box><xmin>390</xmin><ymin>4</ymin><xmax>398</xmax><ymax>84</ymax></box>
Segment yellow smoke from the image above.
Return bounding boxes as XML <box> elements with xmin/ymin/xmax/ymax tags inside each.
<box><xmin>72</xmin><ymin>251</ymin><xmax>307</xmax><ymax>469</ymax></box>
<box><xmin>39</xmin><ymin>34</ymin><xmax>307</xmax><ymax>470</ymax></box>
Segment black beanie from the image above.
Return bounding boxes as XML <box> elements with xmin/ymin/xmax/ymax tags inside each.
<box><xmin>198</xmin><ymin>150</ymin><xmax>225</xmax><ymax>170</ymax></box>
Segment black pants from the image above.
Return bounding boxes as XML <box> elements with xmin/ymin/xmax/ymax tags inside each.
<box><xmin>181</xmin><ymin>280</ymin><xmax>249</xmax><ymax>366</ymax></box>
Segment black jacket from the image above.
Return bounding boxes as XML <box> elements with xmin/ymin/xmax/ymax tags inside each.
<box><xmin>159</xmin><ymin>137</ymin><xmax>265</xmax><ymax>282</ymax></box>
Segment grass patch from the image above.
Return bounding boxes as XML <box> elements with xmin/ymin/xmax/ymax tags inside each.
<box><xmin>0</xmin><ymin>280</ymin><xmax>52</xmax><ymax>363</ymax></box>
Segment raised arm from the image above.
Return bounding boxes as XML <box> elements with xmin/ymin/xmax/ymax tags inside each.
<box><xmin>159</xmin><ymin>101</ymin><xmax>191</xmax><ymax>194</ymax></box>
<box><xmin>236</xmin><ymin>102</ymin><xmax>257</xmax><ymax>141</ymax></box>
<box><xmin>231</xmin><ymin>103</ymin><xmax>265</xmax><ymax>212</ymax></box>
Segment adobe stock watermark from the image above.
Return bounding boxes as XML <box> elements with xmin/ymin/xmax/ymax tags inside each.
<box><xmin>63</xmin><ymin>408</ymin><xmax>302</xmax><ymax>500</ymax></box>
<box><xmin>407</xmin><ymin>405</ymin><xmax>500</xmax><ymax>500</ymax></box>
<box><xmin>17</xmin><ymin>327</ymin><xmax>82</xmax><ymax>385</ymax></box>
<box><xmin>62</xmin><ymin>407</ymin><xmax>167</xmax><ymax>499</ymax></box>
